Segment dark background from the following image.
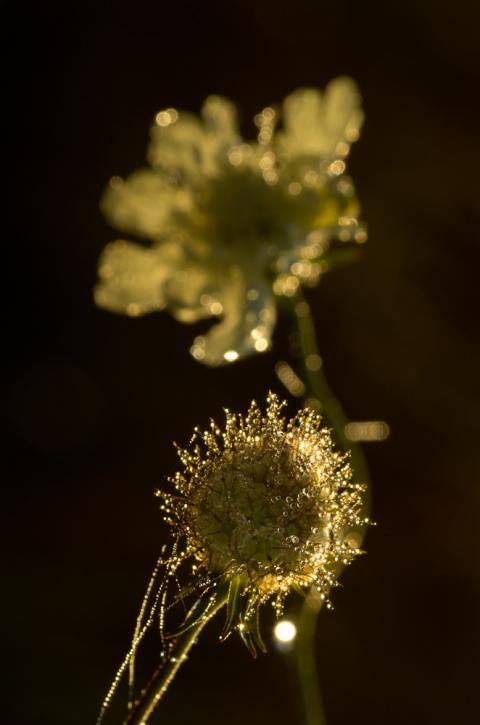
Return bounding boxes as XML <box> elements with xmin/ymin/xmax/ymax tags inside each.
<box><xmin>4</xmin><ymin>0</ymin><xmax>480</xmax><ymax>723</ymax></box>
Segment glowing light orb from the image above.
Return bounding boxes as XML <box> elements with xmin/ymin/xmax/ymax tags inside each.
<box><xmin>274</xmin><ymin>620</ymin><xmax>297</xmax><ymax>643</ymax></box>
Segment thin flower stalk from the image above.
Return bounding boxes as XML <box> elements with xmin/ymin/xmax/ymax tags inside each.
<box><xmin>125</xmin><ymin>585</ymin><xmax>229</xmax><ymax>725</ymax></box>
<box><xmin>274</xmin><ymin>291</ymin><xmax>371</xmax><ymax>725</ymax></box>
<box><xmin>288</xmin><ymin>289</ymin><xmax>371</xmax><ymax>501</ymax></box>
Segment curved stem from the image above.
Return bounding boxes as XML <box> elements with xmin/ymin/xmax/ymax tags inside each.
<box><xmin>125</xmin><ymin>589</ymin><xmax>228</xmax><ymax>725</ymax></box>
<box><xmin>281</xmin><ymin>289</ymin><xmax>372</xmax><ymax>725</ymax></box>
<box><xmin>291</xmin><ymin>592</ymin><xmax>326</xmax><ymax>725</ymax></box>
<box><xmin>289</xmin><ymin>289</ymin><xmax>370</xmax><ymax>490</ymax></box>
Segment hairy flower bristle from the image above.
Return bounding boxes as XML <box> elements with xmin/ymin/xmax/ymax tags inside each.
<box><xmin>160</xmin><ymin>393</ymin><xmax>369</xmax><ymax>623</ymax></box>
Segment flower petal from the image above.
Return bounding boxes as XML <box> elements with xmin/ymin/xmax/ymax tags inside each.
<box><xmin>165</xmin><ymin>262</ymin><xmax>220</xmax><ymax>323</ymax></box>
<box><xmin>277</xmin><ymin>77</ymin><xmax>364</xmax><ymax>162</ymax></box>
<box><xmin>148</xmin><ymin>96</ymin><xmax>240</xmax><ymax>183</ymax></box>
<box><xmin>94</xmin><ymin>239</ymin><xmax>182</xmax><ymax>316</ymax></box>
<box><xmin>190</xmin><ymin>269</ymin><xmax>276</xmax><ymax>366</ymax></box>
<box><xmin>201</xmin><ymin>95</ymin><xmax>240</xmax><ymax>146</ymax></box>
<box><xmin>101</xmin><ymin>169</ymin><xmax>180</xmax><ymax>241</ymax></box>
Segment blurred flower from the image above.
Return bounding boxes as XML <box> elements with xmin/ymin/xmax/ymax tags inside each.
<box><xmin>159</xmin><ymin>393</ymin><xmax>369</xmax><ymax>652</ymax></box>
<box><xmin>95</xmin><ymin>79</ymin><xmax>365</xmax><ymax>365</ymax></box>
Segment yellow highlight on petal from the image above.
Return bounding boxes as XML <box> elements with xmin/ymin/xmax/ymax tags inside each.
<box><xmin>254</xmin><ymin>338</ymin><xmax>269</xmax><ymax>352</ymax></box>
<box><xmin>288</xmin><ymin>181</ymin><xmax>302</xmax><ymax>196</ymax></box>
<box><xmin>224</xmin><ymin>350</ymin><xmax>239</xmax><ymax>362</ymax></box>
<box><xmin>328</xmin><ymin>159</ymin><xmax>346</xmax><ymax>176</ymax></box>
<box><xmin>191</xmin><ymin>345</ymin><xmax>206</xmax><ymax>361</ymax></box>
<box><xmin>126</xmin><ymin>303</ymin><xmax>141</xmax><ymax>317</ymax></box>
<box><xmin>109</xmin><ymin>175</ymin><xmax>123</xmax><ymax>190</ymax></box>
<box><xmin>155</xmin><ymin>108</ymin><xmax>178</xmax><ymax>127</ymax></box>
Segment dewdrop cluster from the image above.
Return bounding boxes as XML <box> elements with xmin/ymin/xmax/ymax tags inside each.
<box><xmin>160</xmin><ymin>393</ymin><xmax>369</xmax><ymax>615</ymax></box>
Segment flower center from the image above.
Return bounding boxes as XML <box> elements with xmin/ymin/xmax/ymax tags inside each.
<box><xmin>190</xmin><ymin>442</ymin><xmax>324</xmax><ymax>581</ymax></box>
<box><xmin>197</xmin><ymin>165</ymin><xmax>293</xmax><ymax>251</ymax></box>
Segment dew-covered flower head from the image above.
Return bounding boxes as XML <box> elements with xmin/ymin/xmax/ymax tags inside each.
<box><xmin>95</xmin><ymin>79</ymin><xmax>365</xmax><ymax>365</ymax></box>
<box><xmin>160</xmin><ymin>394</ymin><xmax>369</xmax><ymax>637</ymax></box>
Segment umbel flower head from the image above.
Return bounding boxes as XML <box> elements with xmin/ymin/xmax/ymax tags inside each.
<box><xmin>95</xmin><ymin>79</ymin><xmax>365</xmax><ymax>366</ymax></box>
<box><xmin>160</xmin><ymin>393</ymin><xmax>369</xmax><ymax>652</ymax></box>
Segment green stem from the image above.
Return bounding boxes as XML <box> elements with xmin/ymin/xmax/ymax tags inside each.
<box><xmin>125</xmin><ymin>589</ymin><xmax>228</xmax><ymax>725</ymax></box>
<box><xmin>289</xmin><ymin>289</ymin><xmax>370</xmax><ymax>489</ymax></box>
<box><xmin>282</xmin><ymin>289</ymin><xmax>372</xmax><ymax>725</ymax></box>
<box><xmin>290</xmin><ymin>592</ymin><xmax>326</xmax><ymax>725</ymax></box>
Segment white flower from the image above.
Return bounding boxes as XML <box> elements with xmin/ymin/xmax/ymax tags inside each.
<box><xmin>95</xmin><ymin>79</ymin><xmax>365</xmax><ymax>365</ymax></box>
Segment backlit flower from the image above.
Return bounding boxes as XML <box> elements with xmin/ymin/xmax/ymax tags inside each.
<box><xmin>160</xmin><ymin>393</ymin><xmax>369</xmax><ymax>652</ymax></box>
<box><xmin>95</xmin><ymin>79</ymin><xmax>365</xmax><ymax>365</ymax></box>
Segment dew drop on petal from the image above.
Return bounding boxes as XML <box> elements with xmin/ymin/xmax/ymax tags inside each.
<box><xmin>224</xmin><ymin>350</ymin><xmax>239</xmax><ymax>362</ymax></box>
